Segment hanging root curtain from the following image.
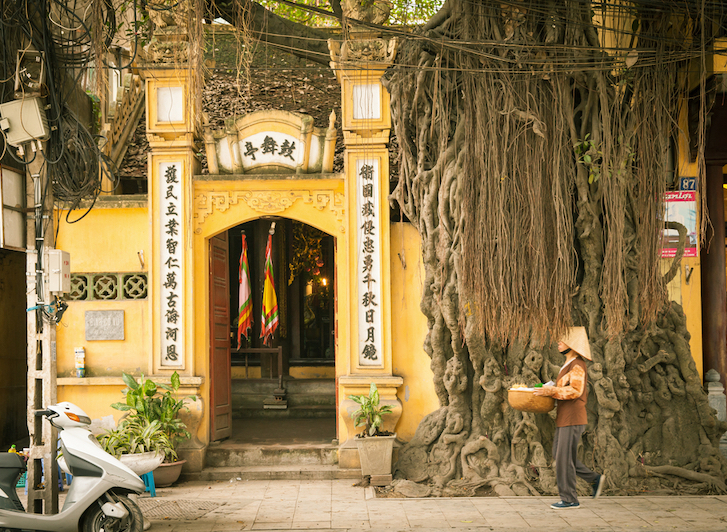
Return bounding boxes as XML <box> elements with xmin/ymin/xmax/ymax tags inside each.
<box><xmin>384</xmin><ymin>0</ymin><xmax>727</xmax><ymax>496</ymax></box>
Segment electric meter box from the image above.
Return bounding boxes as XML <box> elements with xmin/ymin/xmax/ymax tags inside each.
<box><xmin>0</xmin><ymin>97</ymin><xmax>49</xmax><ymax>147</ymax></box>
<box><xmin>48</xmin><ymin>249</ymin><xmax>70</xmax><ymax>293</ymax></box>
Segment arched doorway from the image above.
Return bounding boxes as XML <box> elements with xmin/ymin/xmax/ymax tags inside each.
<box><xmin>209</xmin><ymin>217</ymin><xmax>337</xmax><ymax>444</ymax></box>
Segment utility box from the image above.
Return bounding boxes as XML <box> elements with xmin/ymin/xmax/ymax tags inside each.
<box><xmin>0</xmin><ymin>97</ymin><xmax>49</xmax><ymax>147</ymax></box>
<box><xmin>48</xmin><ymin>249</ymin><xmax>70</xmax><ymax>293</ymax></box>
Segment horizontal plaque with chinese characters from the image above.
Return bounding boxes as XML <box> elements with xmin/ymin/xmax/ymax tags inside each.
<box><xmin>160</xmin><ymin>161</ymin><xmax>184</xmax><ymax>368</ymax></box>
<box><xmin>238</xmin><ymin>132</ymin><xmax>301</xmax><ymax>170</ymax></box>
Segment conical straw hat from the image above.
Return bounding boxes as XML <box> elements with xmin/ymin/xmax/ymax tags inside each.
<box><xmin>560</xmin><ymin>327</ymin><xmax>592</xmax><ymax>361</ymax></box>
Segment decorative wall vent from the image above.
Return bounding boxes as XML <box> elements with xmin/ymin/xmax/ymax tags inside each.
<box><xmin>69</xmin><ymin>273</ymin><xmax>148</xmax><ymax>301</ymax></box>
<box><xmin>123</xmin><ymin>273</ymin><xmax>148</xmax><ymax>299</ymax></box>
<box><xmin>93</xmin><ymin>274</ymin><xmax>118</xmax><ymax>300</ymax></box>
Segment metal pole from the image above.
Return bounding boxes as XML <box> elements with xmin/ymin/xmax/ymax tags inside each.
<box><xmin>25</xmin><ymin>143</ymin><xmax>58</xmax><ymax>514</ymax></box>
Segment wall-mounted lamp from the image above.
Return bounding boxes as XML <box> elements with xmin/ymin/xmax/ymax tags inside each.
<box><xmin>685</xmin><ymin>264</ymin><xmax>693</xmax><ymax>284</ymax></box>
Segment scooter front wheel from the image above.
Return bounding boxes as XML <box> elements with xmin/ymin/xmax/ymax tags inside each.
<box><xmin>81</xmin><ymin>494</ymin><xmax>144</xmax><ymax>532</ymax></box>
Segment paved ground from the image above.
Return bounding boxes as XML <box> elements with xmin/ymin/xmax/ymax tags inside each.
<box><xmin>138</xmin><ymin>479</ymin><xmax>727</xmax><ymax>532</ymax></box>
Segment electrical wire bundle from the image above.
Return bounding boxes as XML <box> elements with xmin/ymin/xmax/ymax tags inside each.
<box><xmin>0</xmin><ymin>0</ymin><xmax>124</xmax><ymax>328</ymax></box>
<box><xmin>0</xmin><ymin>0</ymin><xmax>124</xmax><ymax>223</ymax></box>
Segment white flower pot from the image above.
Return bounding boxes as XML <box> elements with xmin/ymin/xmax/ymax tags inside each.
<box><xmin>119</xmin><ymin>451</ymin><xmax>165</xmax><ymax>476</ymax></box>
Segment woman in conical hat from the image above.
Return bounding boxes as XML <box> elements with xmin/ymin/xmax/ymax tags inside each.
<box><xmin>534</xmin><ymin>326</ymin><xmax>605</xmax><ymax>509</ymax></box>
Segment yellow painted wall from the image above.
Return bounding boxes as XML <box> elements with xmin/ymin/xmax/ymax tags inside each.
<box><xmin>390</xmin><ymin>222</ymin><xmax>439</xmax><ymax>442</ymax></box>
<box><xmin>58</xmin><ymin>384</ymin><xmax>128</xmax><ymax>425</ymax></box>
<box><xmin>55</xmin><ymin>300</ymin><xmax>149</xmax><ymax>377</ymax></box>
<box><xmin>57</xmin><ymin>205</ymin><xmax>150</xmax><ymax>273</ymax></box>
<box><xmin>671</xmin><ymin>107</ymin><xmax>705</xmax><ymax>378</ymax></box>
<box><xmin>55</xmin><ymin>203</ymin><xmax>151</xmax><ymax>420</ymax></box>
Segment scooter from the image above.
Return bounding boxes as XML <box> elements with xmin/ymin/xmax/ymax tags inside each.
<box><xmin>0</xmin><ymin>402</ymin><xmax>145</xmax><ymax>532</ymax></box>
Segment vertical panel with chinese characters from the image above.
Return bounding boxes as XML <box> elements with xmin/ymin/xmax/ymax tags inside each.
<box><xmin>356</xmin><ymin>158</ymin><xmax>383</xmax><ymax>367</ymax></box>
<box><xmin>160</xmin><ymin>161</ymin><xmax>184</xmax><ymax>368</ymax></box>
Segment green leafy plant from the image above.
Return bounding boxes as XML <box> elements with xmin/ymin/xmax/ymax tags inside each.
<box><xmin>111</xmin><ymin>371</ymin><xmax>195</xmax><ymax>460</ymax></box>
<box><xmin>574</xmin><ymin>134</ymin><xmax>603</xmax><ymax>184</ymax></box>
<box><xmin>349</xmin><ymin>383</ymin><xmax>393</xmax><ymax>437</ymax></box>
<box><xmin>98</xmin><ymin>416</ymin><xmax>177</xmax><ymax>461</ymax></box>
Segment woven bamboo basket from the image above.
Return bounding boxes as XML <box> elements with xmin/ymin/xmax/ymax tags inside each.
<box><xmin>507</xmin><ymin>389</ymin><xmax>555</xmax><ymax>413</ymax></box>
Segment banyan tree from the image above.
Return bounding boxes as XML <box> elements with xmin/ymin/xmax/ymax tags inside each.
<box><xmin>384</xmin><ymin>0</ymin><xmax>727</xmax><ymax>495</ymax></box>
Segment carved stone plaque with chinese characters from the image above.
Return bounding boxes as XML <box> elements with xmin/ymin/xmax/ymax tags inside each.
<box><xmin>239</xmin><ymin>132</ymin><xmax>300</xmax><ymax>170</ymax></box>
<box><xmin>160</xmin><ymin>161</ymin><xmax>184</xmax><ymax>368</ymax></box>
<box><xmin>85</xmin><ymin>310</ymin><xmax>124</xmax><ymax>341</ymax></box>
<box><xmin>356</xmin><ymin>159</ymin><xmax>383</xmax><ymax>367</ymax></box>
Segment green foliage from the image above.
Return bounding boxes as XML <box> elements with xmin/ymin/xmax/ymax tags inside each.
<box><xmin>389</xmin><ymin>0</ymin><xmax>443</xmax><ymax>25</ymax></box>
<box><xmin>111</xmin><ymin>372</ymin><xmax>196</xmax><ymax>459</ymax></box>
<box><xmin>574</xmin><ymin>134</ymin><xmax>636</xmax><ymax>185</ymax></box>
<box><xmin>349</xmin><ymin>383</ymin><xmax>392</xmax><ymax>437</ymax></box>
<box><xmin>574</xmin><ymin>134</ymin><xmax>602</xmax><ymax>184</ymax></box>
<box><xmin>257</xmin><ymin>0</ymin><xmax>443</xmax><ymax>27</ymax></box>
<box><xmin>98</xmin><ymin>416</ymin><xmax>177</xmax><ymax>461</ymax></box>
<box><xmin>258</xmin><ymin>0</ymin><xmax>335</xmax><ymax>27</ymax></box>
<box><xmin>85</xmin><ymin>91</ymin><xmax>101</xmax><ymax>134</ymax></box>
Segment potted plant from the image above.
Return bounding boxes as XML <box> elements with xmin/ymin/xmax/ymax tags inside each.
<box><xmin>349</xmin><ymin>383</ymin><xmax>396</xmax><ymax>484</ymax></box>
<box><xmin>97</xmin><ymin>417</ymin><xmax>173</xmax><ymax>475</ymax></box>
<box><xmin>109</xmin><ymin>371</ymin><xmax>195</xmax><ymax>486</ymax></box>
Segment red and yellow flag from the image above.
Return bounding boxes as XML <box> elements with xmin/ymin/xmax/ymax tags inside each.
<box><xmin>260</xmin><ymin>233</ymin><xmax>279</xmax><ymax>346</ymax></box>
<box><xmin>237</xmin><ymin>234</ymin><xmax>252</xmax><ymax>348</ymax></box>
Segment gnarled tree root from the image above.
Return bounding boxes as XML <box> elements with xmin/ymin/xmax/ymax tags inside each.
<box><xmin>645</xmin><ymin>465</ymin><xmax>727</xmax><ymax>493</ymax></box>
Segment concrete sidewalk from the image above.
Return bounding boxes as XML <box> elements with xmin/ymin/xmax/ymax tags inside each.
<box><xmin>139</xmin><ymin>479</ymin><xmax>727</xmax><ymax>532</ymax></box>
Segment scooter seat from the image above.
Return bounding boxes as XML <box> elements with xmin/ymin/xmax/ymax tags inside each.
<box><xmin>0</xmin><ymin>453</ymin><xmax>26</xmax><ymax>470</ymax></box>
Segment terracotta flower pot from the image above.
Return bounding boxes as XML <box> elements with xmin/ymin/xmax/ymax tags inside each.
<box><xmin>355</xmin><ymin>434</ymin><xmax>396</xmax><ymax>477</ymax></box>
<box><xmin>153</xmin><ymin>459</ymin><xmax>186</xmax><ymax>487</ymax></box>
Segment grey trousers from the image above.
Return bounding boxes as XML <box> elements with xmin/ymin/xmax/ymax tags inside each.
<box><xmin>553</xmin><ymin>425</ymin><xmax>599</xmax><ymax>503</ymax></box>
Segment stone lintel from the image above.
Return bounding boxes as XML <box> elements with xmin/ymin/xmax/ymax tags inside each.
<box><xmin>343</xmin><ymin>130</ymin><xmax>391</xmax><ymax>146</ymax></box>
<box><xmin>57</xmin><ymin>375</ymin><xmax>204</xmax><ymax>387</ymax></box>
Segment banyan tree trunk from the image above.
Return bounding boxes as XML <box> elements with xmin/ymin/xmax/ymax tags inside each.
<box><xmin>384</xmin><ymin>0</ymin><xmax>727</xmax><ymax>496</ymax></box>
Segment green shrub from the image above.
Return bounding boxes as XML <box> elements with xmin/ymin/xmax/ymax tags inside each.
<box><xmin>110</xmin><ymin>371</ymin><xmax>195</xmax><ymax>460</ymax></box>
<box><xmin>98</xmin><ymin>416</ymin><xmax>176</xmax><ymax>461</ymax></box>
<box><xmin>349</xmin><ymin>383</ymin><xmax>393</xmax><ymax>437</ymax></box>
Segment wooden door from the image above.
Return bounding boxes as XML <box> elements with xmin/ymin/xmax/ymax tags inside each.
<box><xmin>209</xmin><ymin>232</ymin><xmax>232</xmax><ymax>441</ymax></box>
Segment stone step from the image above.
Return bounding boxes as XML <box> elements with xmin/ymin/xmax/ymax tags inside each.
<box><xmin>234</xmin><ymin>405</ymin><xmax>336</xmax><ymax>419</ymax></box>
<box><xmin>232</xmin><ymin>378</ymin><xmax>334</xmax><ymax>395</ymax></box>
<box><xmin>206</xmin><ymin>443</ymin><xmax>338</xmax><ymax>467</ymax></box>
<box><xmin>182</xmin><ymin>465</ymin><xmax>361</xmax><ymax>482</ymax></box>
<box><xmin>232</xmin><ymin>379</ymin><xmax>335</xmax><ymax>412</ymax></box>
<box><xmin>233</xmin><ymin>393</ymin><xmax>336</xmax><ymax>409</ymax></box>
